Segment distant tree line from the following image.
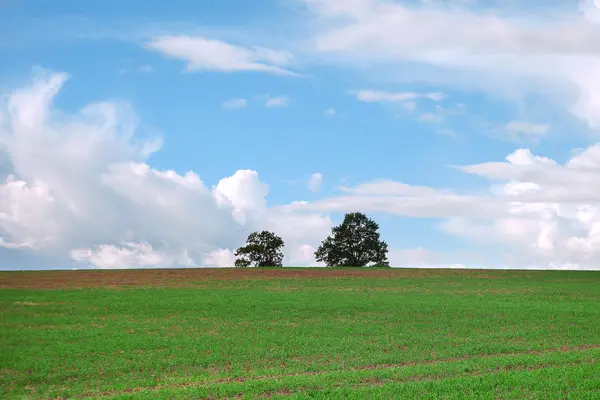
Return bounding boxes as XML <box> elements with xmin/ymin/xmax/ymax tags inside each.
<box><xmin>234</xmin><ymin>212</ymin><xmax>390</xmax><ymax>267</ymax></box>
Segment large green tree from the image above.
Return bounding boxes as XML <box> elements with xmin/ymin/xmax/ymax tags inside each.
<box><xmin>234</xmin><ymin>230</ymin><xmax>285</xmax><ymax>267</ymax></box>
<box><xmin>315</xmin><ymin>212</ymin><xmax>389</xmax><ymax>267</ymax></box>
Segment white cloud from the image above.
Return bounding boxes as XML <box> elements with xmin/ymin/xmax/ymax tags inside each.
<box><xmin>300</xmin><ymin>0</ymin><xmax>600</xmax><ymax>130</ymax></box>
<box><xmin>286</xmin><ymin>142</ymin><xmax>600</xmax><ymax>269</ymax></box>
<box><xmin>308</xmin><ymin>173</ymin><xmax>323</xmax><ymax>192</ymax></box>
<box><xmin>325</xmin><ymin>107</ymin><xmax>336</xmax><ymax>116</ymax></box>
<box><xmin>264</xmin><ymin>211</ymin><xmax>332</xmax><ymax>266</ymax></box>
<box><xmin>356</xmin><ymin>90</ymin><xmax>445</xmax><ymax>104</ymax></box>
<box><xmin>222</xmin><ymin>98</ymin><xmax>247</xmax><ymax>109</ymax></box>
<box><xmin>292</xmin><ymin>180</ymin><xmax>501</xmax><ymax>220</ymax></box>
<box><xmin>202</xmin><ymin>248</ymin><xmax>236</xmax><ymax>268</ymax></box>
<box><xmin>305</xmin><ymin>0</ymin><xmax>599</xmax><ymax>56</ymax></box>
<box><xmin>146</xmin><ymin>36</ymin><xmax>299</xmax><ymax>76</ymax></box>
<box><xmin>459</xmin><ymin>147</ymin><xmax>600</xmax><ymax>204</ymax></box>
<box><xmin>0</xmin><ymin>71</ymin><xmax>322</xmax><ymax>269</ymax></box>
<box><xmin>119</xmin><ymin>65</ymin><xmax>153</xmax><ymax>74</ymax></box>
<box><xmin>8</xmin><ymin>70</ymin><xmax>600</xmax><ymax>270</ymax></box>
<box><xmin>0</xmin><ymin>176</ymin><xmax>59</xmax><ymax>250</ymax></box>
<box><xmin>213</xmin><ymin>169</ymin><xmax>269</xmax><ymax>226</ymax></box>
<box><xmin>71</xmin><ymin>242</ymin><xmax>194</xmax><ymax>269</ymax></box>
<box><xmin>389</xmin><ymin>247</ymin><xmax>438</xmax><ymax>267</ymax></box>
<box><xmin>388</xmin><ymin>247</ymin><xmax>474</xmax><ymax>269</ymax></box>
<box><xmin>287</xmin><ymin>244</ymin><xmax>320</xmax><ymax>266</ymax></box>
<box><xmin>287</xmin><ymin>177</ymin><xmax>505</xmax><ymax>224</ymax></box>
<box><xmin>339</xmin><ymin>180</ymin><xmax>439</xmax><ymax>196</ymax></box>
<box><xmin>264</xmin><ymin>95</ymin><xmax>289</xmax><ymax>107</ymax></box>
<box><xmin>581</xmin><ymin>0</ymin><xmax>600</xmax><ymax>24</ymax></box>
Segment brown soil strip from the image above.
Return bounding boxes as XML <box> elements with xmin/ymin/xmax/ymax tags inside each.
<box><xmin>0</xmin><ymin>268</ymin><xmax>566</xmax><ymax>290</ymax></box>
<box><xmin>78</xmin><ymin>343</ymin><xmax>600</xmax><ymax>399</ymax></box>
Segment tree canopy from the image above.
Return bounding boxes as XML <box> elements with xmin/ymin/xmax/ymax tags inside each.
<box><xmin>234</xmin><ymin>230</ymin><xmax>285</xmax><ymax>267</ymax></box>
<box><xmin>314</xmin><ymin>212</ymin><xmax>389</xmax><ymax>267</ymax></box>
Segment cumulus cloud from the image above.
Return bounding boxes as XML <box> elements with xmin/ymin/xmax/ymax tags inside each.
<box><xmin>285</xmin><ymin>143</ymin><xmax>600</xmax><ymax>269</ymax></box>
<box><xmin>213</xmin><ymin>169</ymin><xmax>269</xmax><ymax>226</ymax></box>
<box><xmin>6</xmin><ymin>70</ymin><xmax>600</xmax><ymax>270</ymax></box>
<box><xmin>71</xmin><ymin>242</ymin><xmax>194</xmax><ymax>269</ymax></box>
<box><xmin>264</xmin><ymin>211</ymin><xmax>332</xmax><ymax>265</ymax></box>
<box><xmin>146</xmin><ymin>36</ymin><xmax>299</xmax><ymax>76</ymax></box>
<box><xmin>300</xmin><ymin>0</ymin><xmax>600</xmax><ymax>129</ymax></box>
<box><xmin>0</xmin><ymin>71</ymin><xmax>326</xmax><ymax>269</ymax></box>
<box><xmin>460</xmin><ymin>147</ymin><xmax>600</xmax><ymax>204</ymax></box>
<box><xmin>202</xmin><ymin>248</ymin><xmax>237</xmax><ymax>268</ymax></box>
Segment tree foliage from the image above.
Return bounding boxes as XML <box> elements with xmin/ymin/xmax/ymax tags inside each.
<box><xmin>234</xmin><ymin>230</ymin><xmax>285</xmax><ymax>267</ymax></box>
<box><xmin>315</xmin><ymin>212</ymin><xmax>389</xmax><ymax>267</ymax></box>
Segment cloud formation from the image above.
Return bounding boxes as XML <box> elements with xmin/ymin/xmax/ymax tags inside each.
<box><xmin>146</xmin><ymin>36</ymin><xmax>299</xmax><ymax>76</ymax></box>
<box><xmin>356</xmin><ymin>90</ymin><xmax>445</xmax><ymax>104</ymax></box>
<box><xmin>71</xmin><ymin>242</ymin><xmax>194</xmax><ymax>269</ymax></box>
<box><xmin>3</xmin><ymin>71</ymin><xmax>600</xmax><ymax>270</ymax></box>
<box><xmin>286</xmin><ymin>143</ymin><xmax>600</xmax><ymax>270</ymax></box>
<box><xmin>0</xmin><ymin>72</ymin><xmax>327</xmax><ymax>269</ymax></box>
<box><xmin>223</xmin><ymin>98</ymin><xmax>247</xmax><ymax>109</ymax></box>
<box><xmin>301</xmin><ymin>0</ymin><xmax>600</xmax><ymax>129</ymax></box>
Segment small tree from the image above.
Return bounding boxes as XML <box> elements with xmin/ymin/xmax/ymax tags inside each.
<box><xmin>315</xmin><ymin>212</ymin><xmax>389</xmax><ymax>267</ymax></box>
<box><xmin>234</xmin><ymin>230</ymin><xmax>285</xmax><ymax>267</ymax></box>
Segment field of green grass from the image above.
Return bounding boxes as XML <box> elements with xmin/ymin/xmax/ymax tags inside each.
<box><xmin>1</xmin><ymin>268</ymin><xmax>599</xmax><ymax>399</ymax></box>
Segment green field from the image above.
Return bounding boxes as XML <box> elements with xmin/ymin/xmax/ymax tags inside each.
<box><xmin>1</xmin><ymin>268</ymin><xmax>599</xmax><ymax>399</ymax></box>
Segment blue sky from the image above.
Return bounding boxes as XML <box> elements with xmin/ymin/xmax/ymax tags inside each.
<box><xmin>1</xmin><ymin>0</ymin><xmax>600</xmax><ymax>270</ymax></box>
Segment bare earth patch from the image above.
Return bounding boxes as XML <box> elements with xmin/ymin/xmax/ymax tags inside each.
<box><xmin>0</xmin><ymin>268</ymin><xmax>519</xmax><ymax>289</ymax></box>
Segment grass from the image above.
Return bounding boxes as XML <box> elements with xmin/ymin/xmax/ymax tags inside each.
<box><xmin>1</xmin><ymin>268</ymin><xmax>599</xmax><ymax>399</ymax></box>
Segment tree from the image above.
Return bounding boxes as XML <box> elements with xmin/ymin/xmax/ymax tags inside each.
<box><xmin>315</xmin><ymin>212</ymin><xmax>389</xmax><ymax>267</ymax></box>
<box><xmin>234</xmin><ymin>230</ymin><xmax>285</xmax><ymax>267</ymax></box>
